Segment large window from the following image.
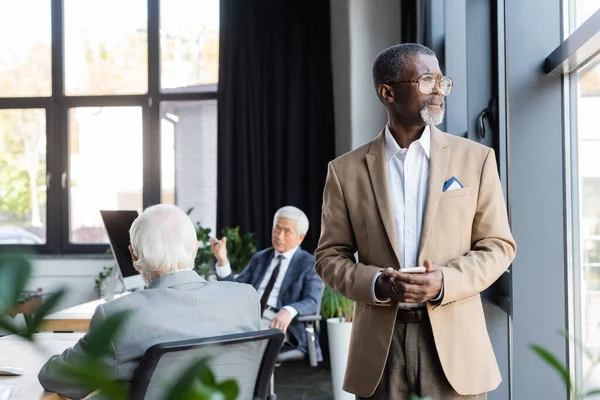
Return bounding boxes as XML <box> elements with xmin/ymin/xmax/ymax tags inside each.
<box><xmin>0</xmin><ymin>109</ymin><xmax>47</xmax><ymax>245</ymax></box>
<box><xmin>574</xmin><ymin>54</ymin><xmax>600</xmax><ymax>392</ymax></box>
<box><xmin>567</xmin><ymin>0</ymin><xmax>600</xmax><ymax>393</ymax></box>
<box><xmin>160</xmin><ymin>100</ymin><xmax>217</xmax><ymax>232</ymax></box>
<box><xmin>0</xmin><ymin>0</ymin><xmax>219</xmax><ymax>253</ymax></box>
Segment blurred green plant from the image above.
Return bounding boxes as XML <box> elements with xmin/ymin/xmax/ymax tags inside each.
<box><xmin>531</xmin><ymin>330</ymin><xmax>600</xmax><ymax>399</ymax></box>
<box><xmin>219</xmin><ymin>226</ymin><xmax>256</xmax><ymax>275</ymax></box>
<box><xmin>164</xmin><ymin>357</ymin><xmax>239</xmax><ymax>400</ymax></box>
<box><xmin>94</xmin><ymin>266</ymin><xmax>114</xmax><ymax>296</ymax></box>
<box><xmin>186</xmin><ymin>208</ymin><xmax>215</xmax><ymax>279</ymax></box>
<box><xmin>320</xmin><ymin>286</ymin><xmax>354</xmax><ymax>322</ymax></box>
<box><xmin>0</xmin><ymin>253</ymin><xmax>66</xmax><ymax>340</ymax></box>
<box><xmin>0</xmin><ymin>253</ymin><xmax>240</xmax><ymax>399</ymax></box>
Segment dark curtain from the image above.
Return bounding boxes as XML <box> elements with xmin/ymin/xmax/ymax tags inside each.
<box><xmin>217</xmin><ymin>0</ymin><xmax>336</xmax><ymax>253</ymax></box>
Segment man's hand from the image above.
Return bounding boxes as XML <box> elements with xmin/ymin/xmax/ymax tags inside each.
<box><xmin>210</xmin><ymin>237</ymin><xmax>229</xmax><ymax>266</ymax></box>
<box><xmin>392</xmin><ymin>260</ymin><xmax>443</xmax><ymax>303</ymax></box>
<box><xmin>269</xmin><ymin>309</ymin><xmax>293</xmax><ymax>333</ymax></box>
<box><xmin>374</xmin><ymin>267</ymin><xmax>399</xmax><ymax>300</ymax></box>
<box><xmin>376</xmin><ymin>260</ymin><xmax>443</xmax><ymax>303</ymax></box>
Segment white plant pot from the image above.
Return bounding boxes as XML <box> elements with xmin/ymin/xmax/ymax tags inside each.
<box><xmin>327</xmin><ymin>318</ymin><xmax>354</xmax><ymax>400</ymax></box>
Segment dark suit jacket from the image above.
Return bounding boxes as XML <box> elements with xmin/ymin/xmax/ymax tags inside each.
<box><xmin>218</xmin><ymin>247</ymin><xmax>324</xmax><ymax>360</ymax></box>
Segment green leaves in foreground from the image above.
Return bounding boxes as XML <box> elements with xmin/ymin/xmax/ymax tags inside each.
<box><xmin>57</xmin><ymin>363</ymin><xmax>130</xmax><ymax>400</ymax></box>
<box><xmin>0</xmin><ymin>253</ymin><xmax>239</xmax><ymax>399</ymax></box>
<box><xmin>0</xmin><ymin>253</ymin><xmax>31</xmax><ymax>312</ymax></box>
<box><xmin>54</xmin><ymin>310</ymin><xmax>239</xmax><ymax>400</ymax></box>
<box><xmin>164</xmin><ymin>357</ymin><xmax>239</xmax><ymax>400</ymax></box>
<box><xmin>531</xmin><ymin>330</ymin><xmax>600</xmax><ymax>399</ymax></box>
<box><xmin>0</xmin><ymin>253</ymin><xmax>66</xmax><ymax>339</ymax></box>
<box><xmin>530</xmin><ymin>344</ymin><xmax>572</xmax><ymax>393</ymax></box>
<box><xmin>54</xmin><ymin>310</ymin><xmax>132</xmax><ymax>400</ymax></box>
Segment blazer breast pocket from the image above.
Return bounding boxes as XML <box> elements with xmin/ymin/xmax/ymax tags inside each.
<box><xmin>436</xmin><ymin>186</ymin><xmax>472</xmax><ymax>255</ymax></box>
<box><xmin>440</xmin><ymin>186</ymin><xmax>471</xmax><ymax>199</ymax></box>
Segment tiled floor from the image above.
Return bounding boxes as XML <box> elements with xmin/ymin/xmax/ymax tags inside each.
<box><xmin>272</xmin><ymin>362</ymin><xmax>334</xmax><ymax>400</ymax></box>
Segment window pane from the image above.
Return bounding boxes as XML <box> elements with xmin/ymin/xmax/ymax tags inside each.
<box><xmin>572</xmin><ymin>0</ymin><xmax>600</xmax><ymax>32</ymax></box>
<box><xmin>575</xmin><ymin>54</ymin><xmax>600</xmax><ymax>392</ymax></box>
<box><xmin>0</xmin><ymin>1</ymin><xmax>51</xmax><ymax>97</ymax></box>
<box><xmin>161</xmin><ymin>100</ymin><xmax>217</xmax><ymax>234</ymax></box>
<box><xmin>69</xmin><ymin>107</ymin><xmax>143</xmax><ymax>243</ymax></box>
<box><xmin>64</xmin><ymin>0</ymin><xmax>148</xmax><ymax>95</ymax></box>
<box><xmin>160</xmin><ymin>0</ymin><xmax>219</xmax><ymax>91</ymax></box>
<box><xmin>0</xmin><ymin>109</ymin><xmax>46</xmax><ymax>244</ymax></box>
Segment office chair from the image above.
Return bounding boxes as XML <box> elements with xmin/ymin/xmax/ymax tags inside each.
<box><xmin>267</xmin><ymin>315</ymin><xmax>322</xmax><ymax>400</ymax></box>
<box><xmin>131</xmin><ymin>329</ymin><xmax>285</xmax><ymax>400</ymax></box>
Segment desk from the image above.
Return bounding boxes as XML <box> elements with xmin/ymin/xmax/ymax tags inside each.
<box><xmin>0</xmin><ymin>333</ymin><xmax>84</xmax><ymax>400</ymax></box>
<box><xmin>39</xmin><ymin>300</ymin><xmax>104</xmax><ymax>332</ymax></box>
<box><xmin>40</xmin><ymin>293</ymin><xmax>130</xmax><ymax>332</ymax></box>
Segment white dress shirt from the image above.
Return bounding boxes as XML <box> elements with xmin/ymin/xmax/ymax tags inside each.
<box><xmin>371</xmin><ymin>125</ymin><xmax>443</xmax><ymax>306</ymax></box>
<box><xmin>216</xmin><ymin>247</ymin><xmax>299</xmax><ymax>318</ymax></box>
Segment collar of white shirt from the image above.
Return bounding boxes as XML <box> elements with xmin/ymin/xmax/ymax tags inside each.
<box><xmin>384</xmin><ymin>124</ymin><xmax>431</xmax><ymax>162</ymax></box>
<box><xmin>274</xmin><ymin>246</ymin><xmax>299</xmax><ymax>261</ymax></box>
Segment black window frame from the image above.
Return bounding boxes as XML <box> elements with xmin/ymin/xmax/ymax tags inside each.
<box><xmin>0</xmin><ymin>0</ymin><xmax>218</xmax><ymax>254</ymax></box>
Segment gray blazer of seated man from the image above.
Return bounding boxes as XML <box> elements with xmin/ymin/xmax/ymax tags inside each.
<box><xmin>211</xmin><ymin>206</ymin><xmax>325</xmax><ymax>360</ymax></box>
<box><xmin>38</xmin><ymin>204</ymin><xmax>262</xmax><ymax>400</ymax></box>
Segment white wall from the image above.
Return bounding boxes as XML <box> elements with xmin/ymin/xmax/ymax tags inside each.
<box><xmin>330</xmin><ymin>0</ymin><xmax>402</xmax><ymax>155</ymax></box>
<box><xmin>28</xmin><ymin>258</ymin><xmax>109</xmax><ymax>311</ymax></box>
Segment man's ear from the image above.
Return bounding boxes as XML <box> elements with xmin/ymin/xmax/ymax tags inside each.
<box><xmin>377</xmin><ymin>84</ymin><xmax>394</xmax><ymax>103</ymax></box>
<box><xmin>129</xmin><ymin>245</ymin><xmax>139</xmax><ymax>262</ymax></box>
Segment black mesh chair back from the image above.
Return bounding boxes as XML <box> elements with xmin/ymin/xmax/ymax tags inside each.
<box><xmin>131</xmin><ymin>329</ymin><xmax>284</xmax><ymax>400</ymax></box>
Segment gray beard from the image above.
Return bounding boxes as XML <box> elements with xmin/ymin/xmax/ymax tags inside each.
<box><xmin>420</xmin><ymin>105</ymin><xmax>445</xmax><ymax>125</ymax></box>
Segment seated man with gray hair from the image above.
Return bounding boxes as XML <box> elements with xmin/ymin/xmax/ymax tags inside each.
<box><xmin>39</xmin><ymin>204</ymin><xmax>262</xmax><ymax>400</ymax></box>
<box><xmin>210</xmin><ymin>206</ymin><xmax>324</xmax><ymax>360</ymax></box>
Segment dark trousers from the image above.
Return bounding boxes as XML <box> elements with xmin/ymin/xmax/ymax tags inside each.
<box><xmin>357</xmin><ymin>314</ymin><xmax>486</xmax><ymax>400</ymax></box>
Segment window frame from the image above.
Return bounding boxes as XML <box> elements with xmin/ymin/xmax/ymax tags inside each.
<box><xmin>544</xmin><ymin>5</ymin><xmax>600</xmax><ymax>396</ymax></box>
<box><xmin>0</xmin><ymin>0</ymin><xmax>218</xmax><ymax>254</ymax></box>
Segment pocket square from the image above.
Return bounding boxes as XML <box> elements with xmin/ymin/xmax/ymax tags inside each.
<box><xmin>443</xmin><ymin>176</ymin><xmax>464</xmax><ymax>192</ymax></box>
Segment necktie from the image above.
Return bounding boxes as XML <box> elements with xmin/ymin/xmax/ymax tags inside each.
<box><xmin>260</xmin><ymin>255</ymin><xmax>284</xmax><ymax>313</ymax></box>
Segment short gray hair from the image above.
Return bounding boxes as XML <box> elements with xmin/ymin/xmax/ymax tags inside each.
<box><xmin>129</xmin><ymin>204</ymin><xmax>197</xmax><ymax>280</ymax></box>
<box><xmin>372</xmin><ymin>43</ymin><xmax>436</xmax><ymax>89</ymax></box>
<box><xmin>273</xmin><ymin>206</ymin><xmax>309</xmax><ymax>236</ymax></box>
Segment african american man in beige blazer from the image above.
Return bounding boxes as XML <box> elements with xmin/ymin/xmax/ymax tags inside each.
<box><xmin>315</xmin><ymin>44</ymin><xmax>516</xmax><ymax>399</ymax></box>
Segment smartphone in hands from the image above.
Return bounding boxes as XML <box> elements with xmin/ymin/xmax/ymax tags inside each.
<box><xmin>401</xmin><ymin>266</ymin><xmax>426</xmax><ymax>273</ymax></box>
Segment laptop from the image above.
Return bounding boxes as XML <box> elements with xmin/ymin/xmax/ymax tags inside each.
<box><xmin>99</xmin><ymin>210</ymin><xmax>145</xmax><ymax>291</ymax></box>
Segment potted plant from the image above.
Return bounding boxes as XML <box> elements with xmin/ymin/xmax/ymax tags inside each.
<box><xmin>219</xmin><ymin>226</ymin><xmax>256</xmax><ymax>275</ymax></box>
<box><xmin>94</xmin><ymin>266</ymin><xmax>115</xmax><ymax>298</ymax></box>
<box><xmin>320</xmin><ymin>286</ymin><xmax>354</xmax><ymax>400</ymax></box>
<box><xmin>187</xmin><ymin>208</ymin><xmax>257</xmax><ymax>278</ymax></box>
<box><xmin>193</xmin><ymin>223</ymin><xmax>215</xmax><ymax>279</ymax></box>
<box><xmin>94</xmin><ymin>248</ymin><xmax>120</xmax><ymax>299</ymax></box>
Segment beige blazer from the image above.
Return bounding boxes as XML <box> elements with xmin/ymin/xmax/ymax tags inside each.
<box><xmin>315</xmin><ymin>126</ymin><xmax>516</xmax><ymax>397</ymax></box>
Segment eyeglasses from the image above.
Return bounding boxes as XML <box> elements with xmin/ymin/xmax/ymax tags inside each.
<box><xmin>392</xmin><ymin>74</ymin><xmax>453</xmax><ymax>96</ymax></box>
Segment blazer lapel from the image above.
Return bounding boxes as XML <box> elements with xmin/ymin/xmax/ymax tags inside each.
<box><xmin>278</xmin><ymin>250</ymin><xmax>301</xmax><ymax>304</ymax></box>
<box><xmin>366</xmin><ymin>131</ymin><xmax>402</xmax><ymax>268</ymax></box>
<box><xmin>254</xmin><ymin>249</ymin><xmax>274</xmax><ymax>288</ymax></box>
<box><xmin>418</xmin><ymin>126</ymin><xmax>451</xmax><ymax>263</ymax></box>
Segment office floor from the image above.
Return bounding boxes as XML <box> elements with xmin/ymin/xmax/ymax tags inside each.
<box><xmin>273</xmin><ymin>362</ymin><xmax>334</xmax><ymax>400</ymax></box>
